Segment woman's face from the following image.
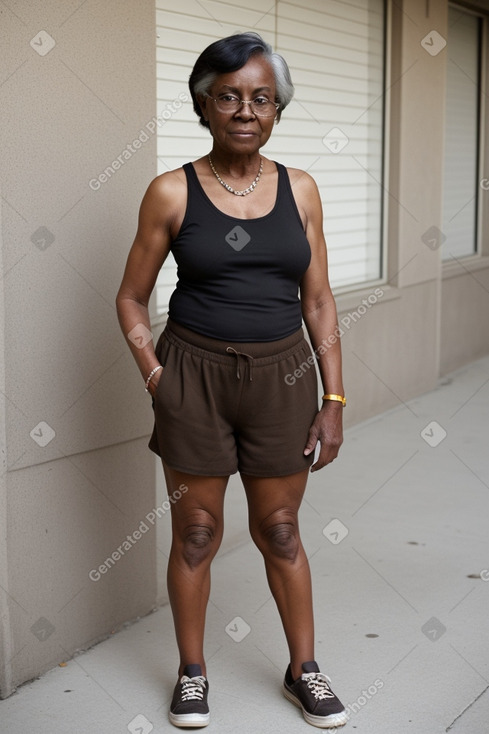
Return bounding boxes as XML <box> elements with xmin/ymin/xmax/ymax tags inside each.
<box><xmin>199</xmin><ymin>55</ymin><xmax>277</xmax><ymax>156</ymax></box>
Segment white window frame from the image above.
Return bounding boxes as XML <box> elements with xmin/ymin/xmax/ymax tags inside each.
<box><xmin>443</xmin><ymin>3</ymin><xmax>489</xmax><ymax>279</ymax></box>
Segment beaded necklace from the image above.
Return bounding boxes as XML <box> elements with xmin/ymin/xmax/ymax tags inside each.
<box><xmin>208</xmin><ymin>155</ymin><xmax>263</xmax><ymax>196</ymax></box>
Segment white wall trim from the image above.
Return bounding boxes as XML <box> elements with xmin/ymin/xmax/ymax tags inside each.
<box><xmin>442</xmin><ymin>253</ymin><xmax>489</xmax><ymax>279</ymax></box>
<box><xmin>0</xmin><ymin>185</ymin><xmax>14</xmax><ymax>699</ymax></box>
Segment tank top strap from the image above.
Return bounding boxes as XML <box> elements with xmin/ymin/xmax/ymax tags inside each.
<box><xmin>182</xmin><ymin>161</ymin><xmax>201</xmax><ymax>198</ymax></box>
<box><xmin>274</xmin><ymin>161</ymin><xmax>305</xmax><ymax>231</ymax></box>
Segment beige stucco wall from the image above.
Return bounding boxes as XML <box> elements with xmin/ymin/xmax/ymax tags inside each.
<box><xmin>0</xmin><ymin>0</ymin><xmax>158</xmax><ymax>698</ymax></box>
<box><xmin>440</xmin><ymin>264</ymin><xmax>489</xmax><ymax>374</ymax></box>
<box><xmin>1</xmin><ymin>0</ymin><xmax>488</xmax><ymax>700</ymax></box>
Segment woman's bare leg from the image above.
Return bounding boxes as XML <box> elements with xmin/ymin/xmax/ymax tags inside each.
<box><xmin>241</xmin><ymin>469</ymin><xmax>314</xmax><ymax>680</ymax></box>
<box><xmin>163</xmin><ymin>463</ymin><xmax>228</xmax><ymax>677</ymax></box>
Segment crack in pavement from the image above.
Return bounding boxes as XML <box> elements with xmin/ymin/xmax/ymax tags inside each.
<box><xmin>446</xmin><ymin>684</ymin><xmax>489</xmax><ymax>731</ymax></box>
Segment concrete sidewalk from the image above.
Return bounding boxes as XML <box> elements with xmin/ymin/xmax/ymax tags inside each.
<box><xmin>1</xmin><ymin>355</ymin><xmax>488</xmax><ymax>733</ymax></box>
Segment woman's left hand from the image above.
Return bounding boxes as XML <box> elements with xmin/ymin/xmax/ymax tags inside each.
<box><xmin>303</xmin><ymin>401</ymin><xmax>344</xmax><ymax>472</ymax></box>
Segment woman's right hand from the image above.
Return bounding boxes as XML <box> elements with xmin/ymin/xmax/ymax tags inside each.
<box><xmin>148</xmin><ymin>368</ymin><xmax>163</xmax><ymax>398</ymax></box>
<box><xmin>115</xmin><ymin>169</ymin><xmax>186</xmax><ymax>388</ymax></box>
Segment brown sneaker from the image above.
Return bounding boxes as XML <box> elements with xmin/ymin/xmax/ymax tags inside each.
<box><xmin>283</xmin><ymin>661</ymin><xmax>348</xmax><ymax>728</ymax></box>
<box><xmin>169</xmin><ymin>664</ymin><xmax>210</xmax><ymax>728</ymax></box>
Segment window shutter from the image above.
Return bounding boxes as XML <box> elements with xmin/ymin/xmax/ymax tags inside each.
<box><xmin>155</xmin><ymin>0</ymin><xmax>385</xmax><ymax>313</ymax></box>
<box><xmin>442</xmin><ymin>7</ymin><xmax>481</xmax><ymax>260</ymax></box>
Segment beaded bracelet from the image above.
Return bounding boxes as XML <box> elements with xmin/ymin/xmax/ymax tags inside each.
<box><xmin>144</xmin><ymin>365</ymin><xmax>163</xmax><ymax>392</ymax></box>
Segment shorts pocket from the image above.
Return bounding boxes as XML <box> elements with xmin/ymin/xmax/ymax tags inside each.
<box><xmin>150</xmin><ymin>332</ymin><xmax>171</xmax><ymax>409</ymax></box>
<box><xmin>154</xmin><ymin>364</ymin><xmax>168</xmax><ymax>399</ymax></box>
<box><xmin>153</xmin><ymin>337</ymin><xmax>174</xmax><ymax>405</ymax></box>
<box><xmin>151</xmin><ymin>366</ymin><xmax>168</xmax><ymax>410</ymax></box>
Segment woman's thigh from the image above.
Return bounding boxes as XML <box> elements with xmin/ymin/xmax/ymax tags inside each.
<box><xmin>163</xmin><ymin>462</ymin><xmax>229</xmax><ymax>540</ymax></box>
<box><xmin>241</xmin><ymin>469</ymin><xmax>309</xmax><ymax>536</ymax></box>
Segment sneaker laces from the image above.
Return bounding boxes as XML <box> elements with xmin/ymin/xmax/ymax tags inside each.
<box><xmin>302</xmin><ymin>672</ymin><xmax>335</xmax><ymax>701</ymax></box>
<box><xmin>180</xmin><ymin>675</ymin><xmax>207</xmax><ymax>702</ymax></box>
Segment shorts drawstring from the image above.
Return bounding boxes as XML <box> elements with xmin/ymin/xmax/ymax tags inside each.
<box><xmin>225</xmin><ymin>347</ymin><xmax>254</xmax><ymax>381</ymax></box>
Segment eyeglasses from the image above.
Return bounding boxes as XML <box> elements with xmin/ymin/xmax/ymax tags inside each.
<box><xmin>206</xmin><ymin>94</ymin><xmax>280</xmax><ymax>118</ymax></box>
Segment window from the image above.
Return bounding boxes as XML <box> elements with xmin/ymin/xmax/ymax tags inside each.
<box><xmin>442</xmin><ymin>5</ymin><xmax>482</xmax><ymax>260</ymax></box>
<box><xmin>155</xmin><ymin>0</ymin><xmax>386</xmax><ymax>314</ymax></box>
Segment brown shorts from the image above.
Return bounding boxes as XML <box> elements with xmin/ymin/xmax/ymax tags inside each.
<box><xmin>148</xmin><ymin>318</ymin><xmax>318</xmax><ymax>477</ymax></box>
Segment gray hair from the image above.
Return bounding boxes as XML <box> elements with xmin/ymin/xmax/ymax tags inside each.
<box><xmin>189</xmin><ymin>32</ymin><xmax>294</xmax><ymax>128</ymax></box>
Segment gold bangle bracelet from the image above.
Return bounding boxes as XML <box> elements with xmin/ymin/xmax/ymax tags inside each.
<box><xmin>322</xmin><ymin>393</ymin><xmax>346</xmax><ymax>407</ymax></box>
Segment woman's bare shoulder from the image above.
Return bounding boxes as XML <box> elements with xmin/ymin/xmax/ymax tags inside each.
<box><xmin>146</xmin><ymin>167</ymin><xmax>187</xmax><ymax>200</ymax></box>
<box><xmin>285</xmin><ymin>166</ymin><xmax>319</xmax><ymax>193</ymax></box>
<box><xmin>139</xmin><ymin>168</ymin><xmax>188</xmax><ymax>227</ymax></box>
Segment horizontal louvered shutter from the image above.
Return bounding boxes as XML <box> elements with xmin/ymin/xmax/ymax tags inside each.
<box><xmin>155</xmin><ymin>0</ymin><xmax>385</xmax><ymax>313</ymax></box>
<box><xmin>442</xmin><ymin>6</ymin><xmax>481</xmax><ymax>260</ymax></box>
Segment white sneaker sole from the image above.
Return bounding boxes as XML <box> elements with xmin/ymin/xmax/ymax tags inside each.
<box><xmin>283</xmin><ymin>686</ymin><xmax>348</xmax><ymax>729</ymax></box>
<box><xmin>169</xmin><ymin>711</ymin><xmax>210</xmax><ymax>728</ymax></box>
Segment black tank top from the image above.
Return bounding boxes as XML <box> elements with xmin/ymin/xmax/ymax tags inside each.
<box><xmin>167</xmin><ymin>161</ymin><xmax>311</xmax><ymax>342</ymax></box>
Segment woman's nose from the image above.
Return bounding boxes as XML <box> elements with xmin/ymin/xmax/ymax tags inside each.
<box><xmin>235</xmin><ymin>101</ymin><xmax>256</xmax><ymax>120</ymax></box>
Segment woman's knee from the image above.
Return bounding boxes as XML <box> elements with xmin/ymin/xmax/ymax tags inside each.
<box><xmin>175</xmin><ymin>510</ymin><xmax>222</xmax><ymax>569</ymax></box>
<box><xmin>251</xmin><ymin>508</ymin><xmax>300</xmax><ymax>563</ymax></box>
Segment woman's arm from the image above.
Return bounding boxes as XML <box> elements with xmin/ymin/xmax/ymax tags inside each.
<box><xmin>290</xmin><ymin>170</ymin><xmax>344</xmax><ymax>471</ymax></box>
<box><xmin>115</xmin><ymin>170</ymin><xmax>185</xmax><ymax>397</ymax></box>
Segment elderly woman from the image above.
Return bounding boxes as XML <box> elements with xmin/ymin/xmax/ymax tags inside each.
<box><xmin>116</xmin><ymin>32</ymin><xmax>347</xmax><ymax>730</ymax></box>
